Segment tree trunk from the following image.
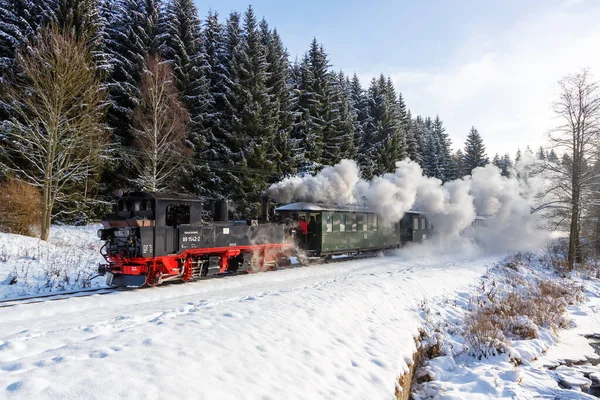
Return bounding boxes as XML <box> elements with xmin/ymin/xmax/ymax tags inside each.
<box><xmin>568</xmin><ymin>204</ymin><xmax>579</xmax><ymax>270</ymax></box>
<box><xmin>40</xmin><ymin>184</ymin><xmax>52</xmax><ymax>241</ymax></box>
<box><xmin>568</xmin><ymin>163</ymin><xmax>581</xmax><ymax>269</ymax></box>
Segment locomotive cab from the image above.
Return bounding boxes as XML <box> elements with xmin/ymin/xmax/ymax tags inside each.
<box><xmin>98</xmin><ymin>192</ymin><xmax>205</xmax><ymax>286</ymax></box>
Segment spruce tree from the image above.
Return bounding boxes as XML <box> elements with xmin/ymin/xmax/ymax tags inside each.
<box><xmin>492</xmin><ymin>153</ymin><xmax>502</xmax><ymax>169</ymax></box>
<box><xmin>422</xmin><ymin>125</ymin><xmax>437</xmax><ymax>177</ymax></box>
<box><xmin>160</xmin><ymin>0</ymin><xmax>212</xmax><ymax>195</ymax></box>
<box><xmin>105</xmin><ymin>0</ymin><xmax>163</xmax><ymax>158</ymax></box>
<box><xmin>420</xmin><ymin>116</ymin><xmax>435</xmax><ymax>176</ymax></box>
<box><xmin>262</xmin><ymin>24</ymin><xmax>297</xmax><ymax>177</ymax></box>
<box><xmin>401</xmin><ymin>102</ymin><xmax>419</xmax><ymax>165</ymax></box>
<box><xmin>537</xmin><ymin>146</ymin><xmax>546</xmax><ymax>161</ymax></box>
<box><xmin>55</xmin><ymin>0</ymin><xmax>111</xmax><ymax>72</ymax></box>
<box><xmin>386</xmin><ymin>76</ymin><xmax>405</xmax><ymax>161</ymax></box>
<box><xmin>0</xmin><ymin>0</ymin><xmax>57</xmax><ymax>122</ymax></box>
<box><xmin>451</xmin><ymin>149</ymin><xmax>465</xmax><ymax>180</ymax></box>
<box><xmin>432</xmin><ymin>115</ymin><xmax>452</xmax><ymax>182</ymax></box>
<box><xmin>0</xmin><ymin>0</ymin><xmax>57</xmax><ymax>78</ymax></box>
<box><xmin>201</xmin><ymin>10</ymin><xmax>229</xmax><ymax>197</ymax></box>
<box><xmin>366</xmin><ymin>75</ymin><xmax>403</xmax><ymax>176</ymax></box>
<box><xmin>501</xmin><ymin>153</ymin><xmax>512</xmax><ymax>177</ymax></box>
<box><xmin>547</xmin><ymin>149</ymin><xmax>559</xmax><ymax>163</ymax></box>
<box><xmin>463</xmin><ymin>126</ymin><xmax>489</xmax><ymax>175</ymax></box>
<box><xmin>349</xmin><ymin>73</ymin><xmax>375</xmax><ymax>178</ymax></box>
<box><xmin>232</xmin><ymin>5</ymin><xmax>274</xmax><ymax>216</ymax></box>
<box><xmin>412</xmin><ymin>115</ymin><xmax>428</xmax><ymax>171</ymax></box>
<box><xmin>331</xmin><ymin>71</ymin><xmax>356</xmax><ymax>161</ymax></box>
<box><xmin>291</xmin><ymin>39</ymin><xmax>331</xmax><ymax>171</ymax></box>
<box><xmin>405</xmin><ymin>111</ymin><xmax>422</xmax><ymax>165</ymax></box>
<box><xmin>217</xmin><ymin>11</ymin><xmax>246</xmax><ymax>208</ymax></box>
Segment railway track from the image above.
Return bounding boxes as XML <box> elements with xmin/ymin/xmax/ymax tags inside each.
<box><xmin>0</xmin><ymin>253</ymin><xmax>383</xmax><ymax>309</ymax></box>
<box><xmin>0</xmin><ymin>287</ymin><xmax>128</xmax><ymax>308</ymax></box>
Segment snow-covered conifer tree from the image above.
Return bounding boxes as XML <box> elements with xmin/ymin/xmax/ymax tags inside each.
<box><xmin>462</xmin><ymin>126</ymin><xmax>489</xmax><ymax>175</ymax></box>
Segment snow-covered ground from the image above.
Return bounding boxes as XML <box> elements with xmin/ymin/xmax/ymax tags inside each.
<box><xmin>0</xmin><ymin>225</ymin><xmax>105</xmax><ymax>298</ymax></box>
<box><xmin>2</xmin><ymin>227</ymin><xmax>599</xmax><ymax>400</ymax></box>
<box><xmin>0</xmin><ymin>226</ymin><xmax>507</xmax><ymax>399</ymax></box>
<box><xmin>413</xmin><ymin>254</ymin><xmax>600</xmax><ymax>400</ymax></box>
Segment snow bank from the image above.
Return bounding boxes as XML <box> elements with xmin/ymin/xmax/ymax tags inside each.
<box><xmin>0</xmin><ymin>225</ymin><xmax>106</xmax><ymax>299</ymax></box>
<box><xmin>413</xmin><ymin>252</ymin><xmax>600</xmax><ymax>399</ymax></box>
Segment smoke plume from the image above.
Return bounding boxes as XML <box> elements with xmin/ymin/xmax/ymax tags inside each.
<box><xmin>266</xmin><ymin>157</ymin><xmax>547</xmax><ymax>252</ymax></box>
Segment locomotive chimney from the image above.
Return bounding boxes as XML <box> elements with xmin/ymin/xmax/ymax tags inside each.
<box><xmin>219</xmin><ymin>199</ymin><xmax>229</xmax><ymax>222</ymax></box>
<box><xmin>212</xmin><ymin>199</ymin><xmax>229</xmax><ymax>222</ymax></box>
<box><xmin>261</xmin><ymin>194</ymin><xmax>270</xmax><ymax>222</ymax></box>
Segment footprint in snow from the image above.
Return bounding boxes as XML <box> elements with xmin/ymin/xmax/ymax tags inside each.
<box><xmin>6</xmin><ymin>381</ymin><xmax>23</xmax><ymax>392</ymax></box>
<box><xmin>370</xmin><ymin>358</ymin><xmax>385</xmax><ymax>368</ymax></box>
<box><xmin>1</xmin><ymin>362</ymin><xmax>22</xmax><ymax>372</ymax></box>
<box><xmin>89</xmin><ymin>350</ymin><xmax>109</xmax><ymax>359</ymax></box>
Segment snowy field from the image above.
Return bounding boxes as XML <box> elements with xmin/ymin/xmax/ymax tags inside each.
<box><xmin>1</xmin><ymin>227</ymin><xmax>600</xmax><ymax>399</ymax></box>
<box><xmin>0</xmin><ymin>226</ymin><xmax>506</xmax><ymax>399</ymax></box>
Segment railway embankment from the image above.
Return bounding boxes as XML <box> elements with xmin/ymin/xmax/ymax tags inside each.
<box><xmin>406</xmin><ymin>250</ymin><xmax>600</xmax><ymax>399</ymax></box>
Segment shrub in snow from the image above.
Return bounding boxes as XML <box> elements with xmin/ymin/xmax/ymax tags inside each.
<box><xmin>465</xmin><ymin>306</ymin><xmax>509</xmax><ymax>359</ymax></box>
<box><xmin>0</xmin><ymin>179</ymin><xmax>41</xmax><ymax>237</ymax></box>
<box><xmin>463</xmin><ymin>254</ymin><xmax>584</xmax><ymax>360</ymax></box>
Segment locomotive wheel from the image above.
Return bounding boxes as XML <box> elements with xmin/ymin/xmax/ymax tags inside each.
<box><xmin>228</xmin><ymin>254</ymin><xmax>244</xmax><ymax>273</ymax></box>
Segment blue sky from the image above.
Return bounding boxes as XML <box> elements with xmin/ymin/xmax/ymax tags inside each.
<box><xmin>197</xmin><ymin>0</ymin><xmax>600</xmax><ymax>157</ymax></box>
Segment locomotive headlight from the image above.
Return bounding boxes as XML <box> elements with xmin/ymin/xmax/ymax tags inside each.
<box><xmin>97</xmin><ymin>229</ymin><xmax>104</xmax><ymax>239</ymax></box>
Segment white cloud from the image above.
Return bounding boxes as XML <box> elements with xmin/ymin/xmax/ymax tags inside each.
<box><xmin>357</xmin><ymin>4</ymin><xmax>600</xmax><ymax>157</ymax></box>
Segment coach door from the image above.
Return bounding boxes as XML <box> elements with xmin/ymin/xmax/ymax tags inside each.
<box><xmin>306</xmin><ymin>212</ymin><xmax>322</xmax><ymax>254</ymax></box>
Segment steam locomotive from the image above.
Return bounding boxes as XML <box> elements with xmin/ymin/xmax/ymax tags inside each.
<box><xmin>97</xmin><ymin>192</ymin><xmax>436</xmax><ymax>287</ymax></box>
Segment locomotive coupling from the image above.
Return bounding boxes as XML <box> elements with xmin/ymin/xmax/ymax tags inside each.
<box><xmin>98</xmin><ymin>264</ymin><xmax>108</xmax><ymax>276</ymax></box>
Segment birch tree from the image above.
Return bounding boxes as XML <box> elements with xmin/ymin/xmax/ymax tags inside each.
<box><xmin>547</xmin><ymin>70</ymin><xmax>600</xmax><ymax>269</ymax></box>
<box><xmin>130</xmin><ymin>55</ymin><xmax>190</xmax><ymax>192</ymax></box>
<box><xmin>0</xmin><ymin>25</ymin><xmax>107</xmax><ymax>241</ymax></box>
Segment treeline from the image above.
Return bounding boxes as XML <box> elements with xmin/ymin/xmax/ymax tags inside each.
<box><xmin>2</xmin><ymin>0</ymin><xmax>506</xmax><ymax>227</ymax></box>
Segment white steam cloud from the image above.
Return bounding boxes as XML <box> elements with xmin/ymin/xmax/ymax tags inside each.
<box><xmin>266</xmin><ymin>156</ymin><xmax>547</xmax><ymax>252</ymax></box>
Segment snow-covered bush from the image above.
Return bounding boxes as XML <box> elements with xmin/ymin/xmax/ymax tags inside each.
<box><xmin>465</xmin><ymin>304</ymin><xmax>509</xmax><ymax>359</ymax></box>
<box><xmin>463</xmin><ymin>254</ymin><xmax>584</xmax><ymax>360</ymax></box>
<box><xmin>0</xmin><ymin>225</ymin><xmax>104</xmax><ymax>298</ymax></box>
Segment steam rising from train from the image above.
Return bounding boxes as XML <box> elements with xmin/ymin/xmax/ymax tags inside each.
<box><xmin>266</xmin><ymin>156</ymin><xmax>546</xmax><ymax>252</ymax></box>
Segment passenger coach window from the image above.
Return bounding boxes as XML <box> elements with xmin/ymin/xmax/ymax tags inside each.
<box><xmin>362</xmin><ymin>215</ymin><xmax>368</xmax><ymax>231</ymax></box>
<box><xmin>349</xmin><ymin>214</ymin><xmax>357</xmax><ymax>232</ymax></box>
<box><xmin>370</xmin><ymin>215</ymin><xmax>378</xmax><ymax>231</ymax></box>
<box><xmin>340</xmin><ymin>214</ymin><xmax>346</xmax><ymax>232</ymax></box>
<box><xmin>326</xmin><ymin>214</ymin><xmax>333</xmax><ymax>232</ymax></box>
<box><xmin>413</xmin><ymin>216</ymin><xmax>419</xmax><ymax>230</ymax></box>
<box><xmin>420</xmin><ymin>218</ymin><xmax>426</xmax><ymax>230</ymax></box>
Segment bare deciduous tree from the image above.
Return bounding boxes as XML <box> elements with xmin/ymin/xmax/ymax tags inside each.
<box><xmin>0</xmin><ymin>25</ymin><xmax>107</xmax><ymax>241</ymax></box>
<box><xmin>547</xmin><ymin>70</ymin><xmax>600</xmax><ymax>269</ymax></box>
<box><xmin>130</xmin><ymin>55</ymin><xmax>190</xmax><ymax>192</ymax></box>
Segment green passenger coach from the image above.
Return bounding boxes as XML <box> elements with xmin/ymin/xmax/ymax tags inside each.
<box><xmin>274</xmin><ymin>202</ymin><xmax>433</xmax><ymax>258</ymax></box>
